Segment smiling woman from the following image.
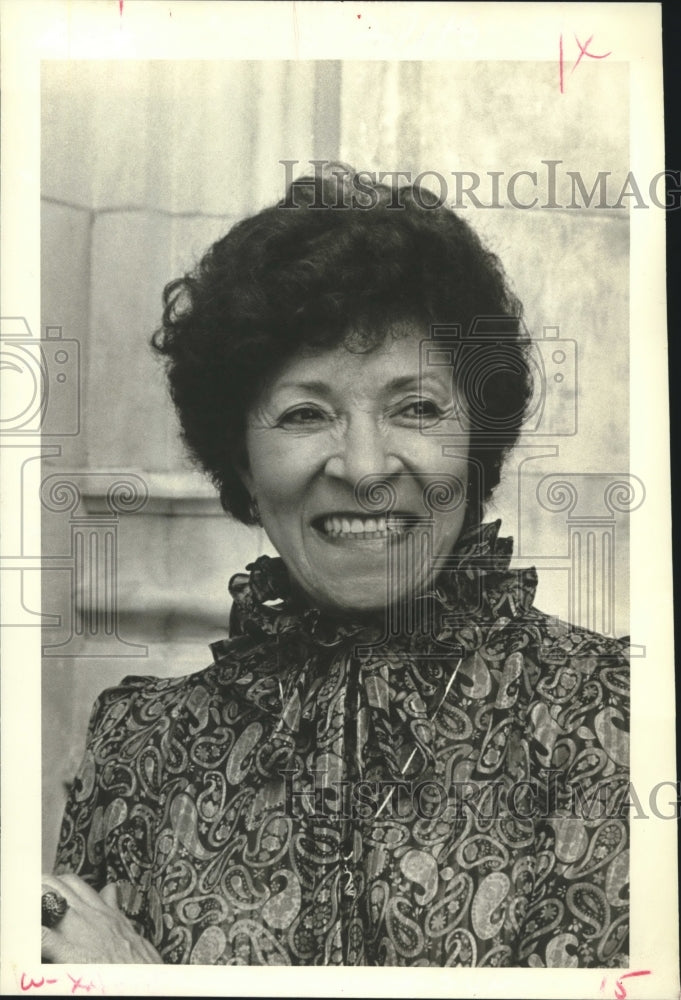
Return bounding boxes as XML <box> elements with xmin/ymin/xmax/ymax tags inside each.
<box><xmin>241</xmin><ymin>333</ymin><xmax>470</xmax><ymax>612</ymax></box>
<box><xmin>43</xmin><ymin>166</ymin><xmax>630</xmax><ymax>968</ymax></box>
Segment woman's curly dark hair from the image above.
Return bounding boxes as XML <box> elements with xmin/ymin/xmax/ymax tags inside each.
<box><xmin>152</xmin><ymin>165</ymin><xmax>533</xmax><ymax>526</ymax></box>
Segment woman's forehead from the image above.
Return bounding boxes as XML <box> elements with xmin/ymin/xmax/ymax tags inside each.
<box><xmin>264</xmin><ymin>328</ymin><xmax>446</xmax><ymax>394</ymax></box>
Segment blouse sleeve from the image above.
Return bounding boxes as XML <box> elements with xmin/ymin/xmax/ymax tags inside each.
<box><xmin>53</xmin><ymin>676</ymin><xmax>170</xmax><ymax>935</ymax></box>
<box><xmin>517</xmin><ymin>638</ymin><xmax>630</xmax><ymax>968</ymax></box>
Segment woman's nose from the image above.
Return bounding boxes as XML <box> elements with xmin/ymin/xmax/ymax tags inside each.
<box><xmin>323</xmin><ymin>417</ymin><xmax>403</xmax><ymax>483</ymax></box>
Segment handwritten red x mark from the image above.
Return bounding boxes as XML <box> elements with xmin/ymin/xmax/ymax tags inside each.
<box><xmin>560</xmin><ymin>33</ymin><xmax>612</xmax><ymax>93</ymax></box>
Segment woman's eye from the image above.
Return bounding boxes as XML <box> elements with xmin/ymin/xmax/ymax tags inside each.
<box><xmin>399</xmin><ymin>400</ymin><xmax>442</xmax><ymax>421</ymax></box>
<box><xmin>278</xmin><ymin>406</ymin><xmax>327</xmax><ymax>427</ymax></box>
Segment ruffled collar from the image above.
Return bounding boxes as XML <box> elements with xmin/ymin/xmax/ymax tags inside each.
<box><xmin>208</xmin><ymin>521</ymin><xmax>538</xmax><ymax>784</ymax></box>
<box><xmin>220</xmin><ymin>519</ymin><xmax>537</xmax><ymax>650</ymax></box>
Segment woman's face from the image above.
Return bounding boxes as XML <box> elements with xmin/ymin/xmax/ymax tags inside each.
<box><xmin>241</xmin><ymin>329</ymin><xmax>470</xmax><ymax>613</ymax></box>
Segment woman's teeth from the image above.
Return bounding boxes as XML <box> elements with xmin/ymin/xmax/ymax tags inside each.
<box><xmin>320</xmin><ymin>515</ymin><xmax>404</xmax><ymax>538</ymax></box>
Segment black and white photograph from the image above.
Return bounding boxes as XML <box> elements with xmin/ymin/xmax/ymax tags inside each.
<box><xmin>0</xmin><ymin>1</ymin><xmax>677</xmax><ymax>996</ymax></box>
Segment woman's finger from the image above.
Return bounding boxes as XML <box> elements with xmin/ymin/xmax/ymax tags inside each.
<box><xmin>98</xmin><ymin>882</ymin><xmax>119</xmax><ymax>908</ymax></box>
<box><xmin>41</xmin><ymin>925</ymin><xmax>75</xmax><ymax>964</ymax></box>
<box><xmin>42</xmin><ymin>903</ymin><xmax>163</xmax><ymax>964</ymax></box>
<box><xmin>42</xmin><ymin>872</ymin><xmax>110</xmax><ymax>914</ymax></box>
<box><xmin>139</xmin><ymin>937</ymin><xmax>164</xmax><ymax>963</ymax></box>
<box><xmin>41</xmin><ymin>871</ymin><xmax>163</xmax><ymax>963</ymax></box>
<box><xmin>41</xmin><ymin>926</ymin><xmax>53</xmax><ymax>958</ymax></box>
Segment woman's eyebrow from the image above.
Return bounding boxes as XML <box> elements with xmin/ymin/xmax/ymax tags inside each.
<box><xmin>273</xmin><ymin>374</ymin><xmax>450</xmax><ymax>396</ymax></box>
<box><xmin>273</xmin><ymin>380</ymin><xmax>333</xmax><ymax>395</ymax></box>
<box><xmin>386</xmin><ymin>374</ymin><xmax>449</xmax><ymax>392</ymax></box>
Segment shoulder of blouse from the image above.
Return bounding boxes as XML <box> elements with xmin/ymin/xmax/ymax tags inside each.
<box><xmin>523</xmin><ymin>604</ymin><xmax>631</xmax><ymax>661</ymax></box>
<box><xmin>518</xmin><ymin>606</ymin><xmax>630</xmax><ymax>756</ymax></box>
<box><xmin>83</xmin><ymin>661</ymin><xmax>238</xmax><ymax>746</ymax></box>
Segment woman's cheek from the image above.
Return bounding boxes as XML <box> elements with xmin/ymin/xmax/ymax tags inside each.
<box><xmin>249</xmin><ymin>433</ymin><xmax>323</xmax><ymax>502</ymax></box>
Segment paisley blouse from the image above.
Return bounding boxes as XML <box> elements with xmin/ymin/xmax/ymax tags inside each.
<box><xmin>54</xmin><ymin>521</ymin><xmax>630</xmax><ymax>967</ymax></box>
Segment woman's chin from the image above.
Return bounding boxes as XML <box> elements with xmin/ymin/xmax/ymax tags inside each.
<box><xmin>300</xmin><ymin>568</ymin><xmax>432</xmax><ymax>618</ymax></box>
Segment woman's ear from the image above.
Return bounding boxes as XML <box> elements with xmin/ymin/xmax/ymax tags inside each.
<box><xmin>234</xmin><ymin>444</ymin><xmax>254</xmax><ymax>497</ymax></box>
<box><xmin>235</xmin><ymin>458</ymin><xmax>254</xmax><ymax>497</ymax></box>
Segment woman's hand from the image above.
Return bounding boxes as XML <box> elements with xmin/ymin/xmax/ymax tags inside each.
<box><xmin>41</xmin><ymin>873</ymin><xmax>162</xmax><ymax>964</ymax></box>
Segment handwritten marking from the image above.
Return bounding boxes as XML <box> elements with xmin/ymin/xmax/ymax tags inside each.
<box><xmin>559</xmin><ymin>33</ymin><xmax>612</xmax><ymax>93</ymax></box>
<box><xmin>68</xmin><ymin>974</ymin><xmax>98</xmax><ymax>994</ymax></box>
<box><xmin>19</xmin><ymin>972</ymin><xmax>102</xmax><ymax>995</ymax></box>
<box><xmin>20</xmin><ymin>975</ymin><xmax>58</xmax><ymax>992</ymax></box>
<box><xmin>600</xmin><ymin>970</ymin><xmax>652</xmax><ymax>1000</ymax></box>
<box><xmin>615</xmin><ymin>970</ymin><xmax>652</xmax><ymax>1000</ymax></box>
<box><xmin>559</xmin><ymin>33</ymin><xmax>564</xmax><ymax>94</ymax></box>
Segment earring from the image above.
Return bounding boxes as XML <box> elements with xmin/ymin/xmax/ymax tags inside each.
<box><xmin>249</xmin><ymin>496</ymin><xmax>261</xmax><ymax>525</ymax></box>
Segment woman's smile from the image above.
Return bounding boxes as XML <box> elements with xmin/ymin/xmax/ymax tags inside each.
<box><xmin>240</xmin><ymin>328</ymin><xmax>470</xmax><ymax>612</ymax></box>
<box><xmin>314</xmin><ymin>513</ymin><xmax>408</xmax><ymax>540</ymax></box>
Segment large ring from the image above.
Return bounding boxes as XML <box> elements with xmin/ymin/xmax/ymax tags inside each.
<box><xmin>42</xmin><ymin>889</ymin><xmax>69</xmax><ymax>929</ymax></box>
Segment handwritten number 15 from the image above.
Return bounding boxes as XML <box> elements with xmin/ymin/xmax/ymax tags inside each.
<box><xmin>600</xmin><ymin>970</ymin><xmax>652</xmax><ymax>1000</ymax></box>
